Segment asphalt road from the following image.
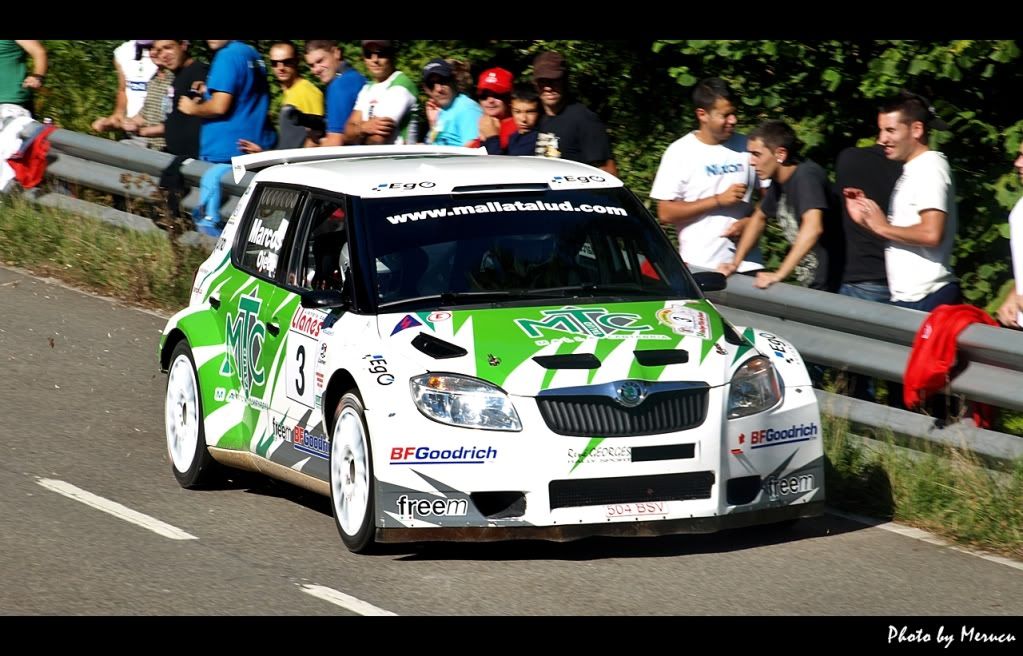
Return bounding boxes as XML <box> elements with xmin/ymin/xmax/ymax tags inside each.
<box><xmin>1</xmin><ymin>265</ymin><xmax>1021</xmax><ymax>618</ymax></box>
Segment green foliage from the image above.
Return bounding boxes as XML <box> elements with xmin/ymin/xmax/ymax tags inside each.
<box><xmin>33</xmin><ymin>39</ymin><xmax>1023</xmax><ymax>306</ymax></box>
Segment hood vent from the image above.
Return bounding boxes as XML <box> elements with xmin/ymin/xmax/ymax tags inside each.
<box><xmin>411</xmin><ymin>333</ymin><xmax>468</xmax><ymax>359</ymax></box>
<box><xmin>532</xmin><ymin>353</ymin><xmax>602</xmax><ymax>369</ymax></box>
<box><xmin>633</xmin><ymin>349</ymin><xmax>689</xmax><ymax>367</ymax></box>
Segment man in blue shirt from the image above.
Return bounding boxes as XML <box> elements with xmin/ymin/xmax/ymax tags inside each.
<box><xmin>422</xmin><ymin>58</ymin><xmax>481</xmax><ymax>147</ymax></box>
<box><xmin>178</xmin><ymin>40</ymin><xmax>276</xmax><ymax>163</ymax></box>
<box><xmin>304</xmin><ymin>40</ymin><xmax>366</xmax><ymax>147</ymax></box>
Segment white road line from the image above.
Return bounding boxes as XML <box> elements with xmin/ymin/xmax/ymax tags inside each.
<box><xmin>827</xmin><ymin>508</ymin><xmax>1023</xmax><ymax>572</ymax></box>
<box><xmin>36</xmin><ymin>478</ymin><xmax>198</xmax><ymax>541</ymax></box>
<box><xmin>298</xmin><ymin>584</ymin><xmax>398</xmax><ymax>616</ymax></box>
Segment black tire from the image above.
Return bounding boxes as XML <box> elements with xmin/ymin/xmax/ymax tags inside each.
<box><xmin>329</xmin><ymin>392</ymin><xmax>377</xmax><ymax>553</ymax></box>
<box><xmin>165</xmin><ymin>340</ymin><xmax>221</xmax><ymax>488</ymax></box>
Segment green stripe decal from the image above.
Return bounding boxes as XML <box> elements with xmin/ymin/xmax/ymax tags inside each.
<box><xmin>733</xmin><ymin>327</ymin><xmax>756</xmax><ymax>364</ymax></box>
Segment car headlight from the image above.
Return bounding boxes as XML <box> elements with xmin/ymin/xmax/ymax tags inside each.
<box><xmin>727</xmin><ymin>356</ymin><xmax>783</xmax><ymax>419</ymax></box>
<box><xmin>410</xmin><ymin>374</ymin><xmax>522</xmax><ymax>431</ymax></box>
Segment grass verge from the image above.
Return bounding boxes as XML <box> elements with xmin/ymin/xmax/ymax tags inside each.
<box><xmin>824</xmin><ymin>413</ymin><xmax>1023</xmax><ymax>559</ymax></box>
<box><xmin>0</xmin><ymin>196</ymin><xmax>208</xmax><ymax>311</ymax></box>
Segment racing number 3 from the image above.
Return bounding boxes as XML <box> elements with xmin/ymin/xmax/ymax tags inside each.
<box><xmin>295</xmin><ymin>344</ymin><xmax>305</xmax><ymax>396</ymax></box>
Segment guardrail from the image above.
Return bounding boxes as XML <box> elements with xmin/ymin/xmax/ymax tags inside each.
<box><xmin>5</xmin><ymin>124</ymin><xmax>1021</xmax><ymax>463</ymax></box>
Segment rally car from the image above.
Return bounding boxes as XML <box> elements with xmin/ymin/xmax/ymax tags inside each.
<box><xmin>159</xmin><ymin>145</ymin><xmax>824</xmax><ymax>553</ymax></box>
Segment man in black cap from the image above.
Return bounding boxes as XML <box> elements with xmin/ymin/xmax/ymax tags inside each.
<box><xmin>532</xmin><ymin>51</ymin><xmax>617</xmax><ymax>175</ymax></box>
<box><xmin>421</xmin><ymin>57</ymin><xmax>481</xmax><ymax>146</ymax></box>
<box><xmin>344</xmin><ymin>40</ymin><xmax>420</xmax><ymax>144</ymax></box>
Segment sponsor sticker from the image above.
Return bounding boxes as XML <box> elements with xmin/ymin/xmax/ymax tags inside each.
<box><xmin>551</xmin><ymin>175</ymin><xmax>605</xmax><ymax>184</ymax></box>
<box><xmin>516</xmin><ymin>306</ymin><xmax>653</xmax><ymax>340</ymax></box>
<box><xmin>763</xmin><ymin>473</ymin><xmax>816</xmax><ymax>501</ymax></box>
<box><xmin>272</xmin><ymin>417</ymin><xmax>329</xmax><ymax>459</ymax></box>
<box><xmin>428</xmin><ymin>311</ymin><xmax>452</xmax><ymax>323</ymax></box>
<box><xmin>373</xmin><ymin>181</ymin><xmax>437</xmax><ymax>192</ymax></box>
<box><xmin>290</xmin><ymin>308</ymin><xmax>326</xmax><ymax>338</ymax></box>
<box><xmin>758</xmin><ymin>331</ymin><xmax>799</xmax><ymax>365</ymax></box>
<box><xmin>656</xmin><ymin>305</ymin><xmax>711</xmax><ymax>339</ymax></box>
<box><xmin>389</xmin><ymin>446</ymin><xmax>497</xmax><ymax>465</ymax></box>
<box><xmin>567</xmin><ymin>445</ymin><xmax>631</xmax><ymax>466</ymax></box>
<box><xmin>364</xmin><ymin>354</ymin><xmax>393</xmax><ymax>385</ymax></box>
<box><xmin>391</xmin><ymin>314</ymin><xmax>423</xmax><ymax>336</ymax></box>
<box><xmin>395</xmin><ymin>495</ymin><xmax>468</xmax><ymax>518</ymax></box>
<box><xmin>750</xmin><ymin>422</ymin><xmax>819</xmax><ymax>449</ymax></box>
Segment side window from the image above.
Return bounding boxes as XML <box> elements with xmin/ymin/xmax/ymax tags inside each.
<box><xmin>287</xmin><ymin>196</ymin><xmax>349</xmax><ymax>292</ymax></box>
<box><xmin>237</xmin><ymin>185</ymin><xmax>304</xmax><ymax>281</ymax></box>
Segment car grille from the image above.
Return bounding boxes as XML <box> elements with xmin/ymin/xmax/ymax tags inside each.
<box><xmin>549</xmin><ymin>472</ymin><xmax>715</xmax><ymax>510</ymax></box>
<box><xmin>537</xmin><ymin>387</ymin><xmax>708</xmax><ymax>436</ymax></box>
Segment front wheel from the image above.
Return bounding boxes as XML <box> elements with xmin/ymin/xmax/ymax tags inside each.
<box><xmin>330</xmin><ymin>392</ymin><xmax>376</xmax><ymax>553</ymax></box>
<box><xmin>165</xmin><ymin>340</ymin><xmax>220</xmax><ymax>488</ymax></box>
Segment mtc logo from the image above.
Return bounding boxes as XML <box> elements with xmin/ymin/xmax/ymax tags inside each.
<box><xmin>220</xmin><ymin>293</ymin><xmax>266</xmax><ymax>395</ymax></box>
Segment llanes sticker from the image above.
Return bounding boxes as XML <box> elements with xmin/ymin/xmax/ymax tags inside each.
<box><xmin>656</xmin><ymin>305</ymin><xmax>711</xmax><ymax>339</ymax></box>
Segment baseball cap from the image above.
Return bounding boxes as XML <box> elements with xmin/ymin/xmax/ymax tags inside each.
<box><xmin>532</xmin><ymin>51</ymin><xmax>566</xmax><ymax>81</ymax></box>
<box><xmin>422</xmin><ymin>58</ymin><xmax>454</xmax><ymax>83</ymax></box>
<box><xmin>477</xmin><ymin>67</ymin><xmax>513</xmax><ymax>95</ymax></box>
<box><xmin>136</xmin><ymin>39</ymin><xmax>155</xmax><ymax>46</ymax></box>
<box><xmin>361</xmin><ymin>40</ymin><xmax>393</xmax><ymax>51</ymax></box>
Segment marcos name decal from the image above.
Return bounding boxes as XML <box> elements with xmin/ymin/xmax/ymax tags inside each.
<box><xmin>220</xmin><ymin>293</ymin><xmax>266</xmax><ymax>394</ymax></box>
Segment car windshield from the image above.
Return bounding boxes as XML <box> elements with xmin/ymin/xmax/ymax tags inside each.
<box><xmin>354</xmin><ymin>188</ymin><xmax>699</xmax><ymax>311</ymax></box>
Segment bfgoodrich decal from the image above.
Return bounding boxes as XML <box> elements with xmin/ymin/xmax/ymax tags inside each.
<box><xmin>389</xmin><ymin>446</ymin><xmax>497</xmax><ymax>465</ymax></box>
<box><xmin>749</xmin><ymin>422</ymin><xmax>818</xmax><ymax>449</ymax></box>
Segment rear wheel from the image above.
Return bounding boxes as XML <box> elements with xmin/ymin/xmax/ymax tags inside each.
<box><xmin>165</xmin><ymin>340</ymin><xmax>220</xmax><ymax>488</ymax></box>
<box><xmin>330</xmin><ymin>392</ymin><xmax>376</xmax><ymax>553</ymax></box>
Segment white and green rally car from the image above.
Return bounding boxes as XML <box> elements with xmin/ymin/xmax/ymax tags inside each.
<box><xmin>159</xmin><ymin>145</ymin><xmax>824</xmax><ymax>553</ymax></box>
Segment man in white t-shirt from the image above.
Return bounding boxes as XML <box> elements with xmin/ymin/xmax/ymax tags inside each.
<box><xmin>344</xmin><ymin>40</ymin><xmax>419</xmax><ymax>145</ymax></box>
<box><xmin>650</xmin><ymin>77</ymin><xmax>762</xmax><ymax>273</ymax></box>
<box><xmin>844</xmin><ymin>91</ymin><xmax>960</xmax><ymax>311</ymax></box>
<box><xmin>997</xmin><ymin>142</ymin><xmax>1023</xmax><ymax>327</ymax></box>
<box><xmin>90</xmin><ymin>40</ymin><xmax>158</xmax><ymax>134</ymax></box>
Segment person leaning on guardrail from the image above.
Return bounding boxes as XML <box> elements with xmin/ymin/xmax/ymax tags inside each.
<box><xmin>997</xmin><ymin>142</ymin><xmax>1023</xmax><ymax>329</ymax></box>
<box><xmin>843</xmin><ymin>91</ymin><xmax>961</xmax><ymax>312</ymax></box>
<box><xmin>91</xmin><ymin>40</ymin><xmax>158</xmax><ymax>135</ymax></box>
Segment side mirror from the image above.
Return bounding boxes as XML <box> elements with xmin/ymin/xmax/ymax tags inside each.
<box><xmin>300</xmin><ymin>289</ymin><xmax>348</xmax><ymax>309</ymax></box>
<box><xmin>693</xmin><ymin>271</ymin><xmax>727</xmax><ymax>292</ymax></box>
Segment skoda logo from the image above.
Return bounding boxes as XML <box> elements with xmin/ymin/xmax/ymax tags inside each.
<box><xmin>616</xmin><ymin>381</ymin><xmax>646</xmax><ymax>408</ymax></box>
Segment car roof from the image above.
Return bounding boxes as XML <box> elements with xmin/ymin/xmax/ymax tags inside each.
<box><xmin>242</xmin><ymin>147</ymin><xmax>623</xmax><ymax>198</ymax></box>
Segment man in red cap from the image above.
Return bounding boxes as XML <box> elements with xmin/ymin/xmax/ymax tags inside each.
<box><xmin>473</xmin><ymin>67</ymin><xmax>516</xmax><ymax>152</ymax></box>
<box><xmin>532</xmin><ymin>51</ymin><xmax>617</xmax><ymax>175</ymax></box>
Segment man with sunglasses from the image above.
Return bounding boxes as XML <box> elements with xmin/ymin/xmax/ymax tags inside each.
<box><xmin>269</xmin><ymin>41</ymin><xmax>323</xmax><ymax>119</ymax></box>
<box><xmin>532</xmin><ymin>51</ymin><xmax>617</xmax><ymax>176</ymax></box>
<box><xmin>344</xmin><ymin>40</ymin><xmax>419</xmax><ymax>145</ymax></box>
<box><xmin>304</xmin><ymin>39</ymin><xmax>366</xmax><ymax>147</ymax></box>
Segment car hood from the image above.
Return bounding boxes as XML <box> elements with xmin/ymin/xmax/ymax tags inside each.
<box><xmin>375</xmin><ymin>300</ymin><xmax>756</xmax><ymax>396</ymax></box>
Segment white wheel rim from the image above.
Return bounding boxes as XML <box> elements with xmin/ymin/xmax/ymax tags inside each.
<box><xmin>332</xmin><ymin>406</ymin><xmax>370</xmax><ymax>536</ymax></box>
<box><xmin>165</xmin><ymin>354</ymin><xmax>200</xmax><ymax>474</ymax></box>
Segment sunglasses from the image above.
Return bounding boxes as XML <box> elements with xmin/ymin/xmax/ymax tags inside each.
<box><xmin>270</xmin><ymin>58</ymin><xmax>298</xmax><ymax>68</ymax></box>
<box><xmin>478</xmin><ymin>91</ymin><xmax>509</xmax><ymax>101</ymax></box>
<box><xmin>425</xmin><ymin>77</ymin><xmax>454</xmax><ymax>90</ymax></box>
<box><xmin>363</xmin><ymin>49</ymin><xmax>393</xmax><ymax>59</ymax></box>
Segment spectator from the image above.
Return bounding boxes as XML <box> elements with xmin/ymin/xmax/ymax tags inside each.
<box><xmin>651</xmin><ymin>77</ymin><xmax>763</xmax><ymax>274</ymax></box>
<box><xmin>422</xmin><ymin>58</ymin><xmax>482</xmax><ymax>147</ymax></box>
<box><xmin>728</xmin><ymin>119</ymin><xmax>840</xmax><ymax>290</ymax></box>
<box><xmin>271</xmin><ymin>40</ymin><xmax>324</xmax><ymax>117</ymax></box>
<box><xmin>835</xmin><ymin>144</ymin><xmax>903</xmax><ymax>302</ymax></box>
<box><xmin>486</xmin><ymin>83</ymin><xmax>541</xmax><ymax>156</ymax></box>
<box><xmin>844</xmin><ymin>91</ymin><xmax>960</xmax><ymax>311</ymax></box>
<box><xmin>997</xmin><ymin>142</ymin><xmax>1023</xmax><ymax>328</ymax></box>
<box><xmin>344</xmin><ymin>40</ymin><xmax>419</xmax><ymax>145</ymax></box>
<box><xmin>178</xmin><ymin>40</ymin><xmax>276</xmax><ymax>235</ymax></box>
<box><xmin>472</xmin><ymin>67</ymin><xmax>516</xmax><ymax>151</ymax></box>
<box><xmin>532</xmin><ymin>51</ymin><xmax>617</xmax><ymax>175</ymax></box>
<box><xmin>303</xmin><ymin>39</ymin><xmax>365</xmax><ymax>147</ymax></box>
<box><xmin>0</xmin><ymin>40</ymin><xmax>47</xmax><ymax>113</ymax></box>
<box><xmin>91</xmin><ymin>40</ymin><xmax>158</xmax><ymax>134</ymax></box>
<box><xmin>121</xmin><ymin>47</ymin><xmax>174</xmax><ymax>151</ymax></box>
<box><xmin>149</xmin><ymin>40</ymin><xmax>208</xmax><ymax>159</ymax></box>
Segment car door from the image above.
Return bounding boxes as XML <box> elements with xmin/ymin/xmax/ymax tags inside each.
<box><xmin>218</xmin><ymin>183</ymin><xmax>306</xmax><ymax>457</ymax></box>
<box><xmin>264</xmin><ymin>194</ymin><xmax>351</xmax><ymax>475</ymax></box>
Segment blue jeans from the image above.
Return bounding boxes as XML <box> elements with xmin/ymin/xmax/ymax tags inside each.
<box><xmin>838</xmin><ymin>280</ymin><xmax>890</xmax><ymax>303</ymax></box>
<box><xmin>193</xmin><ymin>163</ymin><xmax>232</xmax><ymax>224</ymax></box>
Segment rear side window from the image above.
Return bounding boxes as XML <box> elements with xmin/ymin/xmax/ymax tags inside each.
<box><xmin>237</xmin><ymin>186</ymin><xmax>304</xmax><ymax>280</ymax></box>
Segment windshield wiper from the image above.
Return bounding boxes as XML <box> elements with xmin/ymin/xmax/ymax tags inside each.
<box><xmin>531</xmin><ymin>283</ymin><xmax>665</xmax><ymax>297</ymax></box>
<box><xmin>377</xmin><ymin>290</ymin><xmax>550</xmax><ymax>311</ymax></box>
